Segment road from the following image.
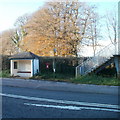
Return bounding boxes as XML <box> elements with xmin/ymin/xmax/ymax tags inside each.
<box><xmin>2</xmin><ymin>85</ymin><xmax>119</xmax><ymax>118</ymax></box>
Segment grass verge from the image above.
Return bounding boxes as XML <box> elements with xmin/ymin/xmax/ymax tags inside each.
<box><xmin>31</xmin><ymin>72</ymin><xmax>120</xmax><ymax>86</ymax></box>
<box><xmin>1</xmin><ymin>70</ymin><xmax>119</xmax><ymax>86</ymax></box>
<box><xmin>31</xmin><ymin>72</ymin><xmax>74</xmax><ymax>82</ymax></box>
<box><xmin>71</xmin><ymin>75</ymin><xmax>120</xmax><ymax>86</ymax></box>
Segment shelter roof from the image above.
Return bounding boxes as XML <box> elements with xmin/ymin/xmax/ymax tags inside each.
<box><xmin>9</xmin><ymin>52</ymin><xmax>40</xmax><ymax>60</ymax></box>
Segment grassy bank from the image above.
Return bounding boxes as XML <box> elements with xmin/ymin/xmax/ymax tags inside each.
<box><xmin>1</xmin><ymin>70</ymin><xmax>119</xmax><ymax>86</ymax></box>
<box><xmin>31</xmin><ymin>72</ymin><xmax>74</xmax><ymax>82</ymax></box>
<box><xmin>71</xmin><ymin>75</ymin><xmax>120</xmax><ymax>86</ymax></box>
<box><xmin>32</xmin><ymin>72</ymin><xmax>120</xmax><ymax>86</ymax></box>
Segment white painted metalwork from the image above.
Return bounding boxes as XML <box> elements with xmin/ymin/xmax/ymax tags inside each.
<box><xmin>76</xmin><ymin>42</ymin><xmax>118</xmax><ymax>77</ymax></box>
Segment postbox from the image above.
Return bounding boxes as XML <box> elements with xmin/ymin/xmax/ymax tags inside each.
<box><xmin>46</xmin><ymin>63</ymin><xmax>50</xmax><ymax>69</ymax></box>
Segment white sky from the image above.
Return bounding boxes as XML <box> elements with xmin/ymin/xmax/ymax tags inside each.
<box><xmin>0</xmin><ymin>0</ymin><xmax>119</xmax><ymax>32</ymax></box>
<box><xmin>0</xmin><ymin>0</ymin><xmax>46</xmax><ymax>32</ymax></box>
<box><xmin>0</xmin><ymin>0</ymin><xmax>119</xmax><ymax>56</ymax></box>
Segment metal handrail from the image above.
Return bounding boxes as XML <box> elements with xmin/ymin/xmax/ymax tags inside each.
<box><xmin>76</xmin><ymin>42</ymin><xmax>118</xmax><ymax>77</ymax></box>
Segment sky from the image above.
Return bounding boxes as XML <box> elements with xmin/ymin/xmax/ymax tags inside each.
<box><xmin>0</xmin><ymin>0</ymin><xmax>45</xmax><ymax>32</ymax></box>
<box><xmin>0</xmin><ymin>0</ymin><xmax>119</xmax><ymax>32</ymax></box>
<box><xmin>0</xmin><ymin>0</ymin><xmax>119</xmax><ymax>56</ymax></box>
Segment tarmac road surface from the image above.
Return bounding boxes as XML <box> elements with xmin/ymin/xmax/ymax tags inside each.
<box><xmin>2</xmin><ymin>85</ymin><xmax>119</xmax><ymax>118</ymax></box>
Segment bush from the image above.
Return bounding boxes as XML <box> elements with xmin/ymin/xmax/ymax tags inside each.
<box><xmin>0</xmin><ymin>70</ymin><xmax>10</xmax><ymax>77</ymax></box>
<box><xmin>39</xmin><ymin>56</ymin><xmax>85</xmax><ymax>76</ymax></box>
<box><xmin>0</xmin><ymin>55</ymin><xmax>10</xmax><ymax>70</ymax></box>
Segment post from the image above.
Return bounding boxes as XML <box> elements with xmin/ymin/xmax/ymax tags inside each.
<box><xmin>31</xmin><ymin>60</ymin><xmax>33</xmax><ymax>77</ymax></box>
<box><xmin>114</xmin><ymin>55</ymin><xmax>120</xmax><ymax>78</ymax></box>
<box><xmin>53</xmin><ymin>59</ymin><xmax>55</xmax><ymax>78</ymax></box>
<box><xmin>53</xmin><ymin>48</ymin><xmax>57</xmax><ymax>78</ymax></box>
<box><xmin>75</xmin><ymin>66</ymin><xmax>78</xmax><ymax>78</ymax></box>
<box><xmin>118</xmin><ymin>2</ymin><xmax>120</xmax><ymax>55</ymax></box>
<box><xmin>10</xmin><ymin>60</ymin><xmax>13</xmax><ymax>76</ymax></box>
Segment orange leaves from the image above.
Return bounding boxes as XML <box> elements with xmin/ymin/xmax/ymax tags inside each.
<box><xmin>20</xmin><ymin>34</ymin><xmax>53</xmax><ymax>56</ymax></box>
<box><xmin>20</xmin><ymin>33</ymin><xmax>73</xmax><ymax>57</ymax></box>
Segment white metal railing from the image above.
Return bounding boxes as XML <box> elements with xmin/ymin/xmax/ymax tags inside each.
<box><xmin>76</xmin><ymin>42</ymin><xmax>118</xmax><ymax>77</ymax></box>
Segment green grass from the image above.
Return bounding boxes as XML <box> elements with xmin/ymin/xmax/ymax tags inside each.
<box><xmin>31</xmin><ymin>72</ymin><xmax>74</xmax><ymax>82</ymax></box>
<box><xmin>31</xmin><ymin>72</ymin><xmax>120</xmax><ymax>86</ymax></box>
<box><xmin>71</xmin><ymin>75</ymin><xmax>120</xmax><ymax>86</ymax></box>
<box><xmin>0</xmin><ymin>70</ymin><xmax>10</xmax><ymax>77</ymax></box>
<box><xmin>1</xmin><ymin>70</ymin><xmax>119</xmax><ymax>86</ymax></box>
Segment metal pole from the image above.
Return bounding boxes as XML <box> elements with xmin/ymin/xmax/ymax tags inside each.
<box><xmin>53</xmin><ymin>48</ymin><xmax>56</xmax><ymax>78</ymax></box>
<box><xmin>118</xmin><ymin>2</ymin><xmax>120</xmax><ymax>55</ymax></box>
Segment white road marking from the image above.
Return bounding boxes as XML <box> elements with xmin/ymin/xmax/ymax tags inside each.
<box><xmin>0</xmin><ymin>93</ymin><xmax>119</xmax><ymax>110</ymax></box>
<box><xmin>24</xmin><ymin>103</ymin><xmax>82</xmax><ymax>110</ymax></box>
<box><xmin>24</xmin><ymin>102</ymin><xmax>120</xmax><ymax>112</ymax></box>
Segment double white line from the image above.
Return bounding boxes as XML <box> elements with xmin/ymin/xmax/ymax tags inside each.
<box><xmin>0</xmin><ymin>93</ymin><xmax>120</xmax><ymax>112</ymax></box>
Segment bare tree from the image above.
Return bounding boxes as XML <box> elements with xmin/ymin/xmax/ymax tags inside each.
<box><xmin>14</xmin><ymin>13</ymin><xmax>30</xmax><ymax>38</ymax></box>
<box><xmin>0</xmin><ymin>29</ymin><xmax>17</xmax><ymax>55</ymax></box>
<box><xmin>77</xmin><ymin>5</ymin><xmax>101</xmax><ymax>56</ymax></box>
<box><xmin>88</xmin><ymin>12</ymin><xmax>101</xmax><ymax>56</ymax></box>
<box><xmin>106</xmin><ymin>7</ymin><xmax>118</xmax><ymax>54</ymax></box>
<box><xmin>12</xmin><ymin>14</ymin><xmax>31</xmax><ymax>52</ymax></box>
<box><xmin>11</xmin><ymin>30</ymin><xmax>21</xmax><ymax>53</ymax></box>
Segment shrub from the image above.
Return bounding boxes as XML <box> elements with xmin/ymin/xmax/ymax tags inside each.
<box><xmin>0</xmin><ymin>55</ymin><xmax>10</xmax><ymax>70</ymax></box>
<box><xmin>0</xmin><ymin>70</ymin><xmax>10</xmax><ymax>77</ymax></box>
